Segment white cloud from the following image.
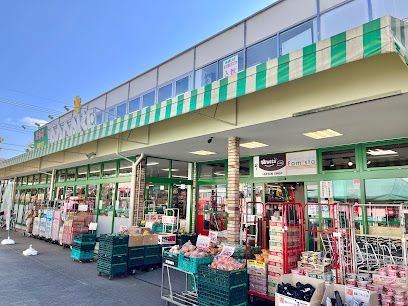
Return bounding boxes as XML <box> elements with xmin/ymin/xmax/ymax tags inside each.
<box><xmin>21</xmin><ymin>116</ymin><xmax>48</xmax><ymax>127</ymax></box>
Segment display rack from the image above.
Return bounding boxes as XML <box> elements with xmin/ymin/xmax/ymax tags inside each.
<box><xmin>350</xmin><ymin>202</ymin><xmax>408</xmax><ymax>277</ymax></box>
<box><xmin>161</xmin><ymin>263</ymin><xmax>198</xmax><ymax>306</ymax></box>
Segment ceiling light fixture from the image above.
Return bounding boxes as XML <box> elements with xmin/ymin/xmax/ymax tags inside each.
<box><xmin>189</xmin><ymin>150</ymin><xmax>216</xmax><ymax>156</ymax></box>
<box><xmin>303</xmin><ymin>129</ymin><xmax>343</xmax><ymax>139</ymax></box>
<box><xmin>366</xmin><ymin>149</ymin><xmax>398</xmax><ymax>156</ymax></box>
<box><xmin>161</xmin><ymin>168</ymin><xmax>179</xmax><ymax>172</ymax></box>
<box><xmin>348</xmin><ymin>160</ymin><xmax>353</xmax><ymax>167</ymax></box>
<box><xmin>240</xmin><ymin>141</ymin><xmax>269</xmax><ymax>149</ymax></box>
<box><xmin>146</xmin><ymin>162</ymin><xmax>159</xmax><ymax>166</ymax></box>
<box><xmin>172</xmin><ymin>175</ymin><xmax>188</xmax><ymax>179</ymax></box>
<box><xmin>329</xmin><ymin>160</ymin><xmax>335</xmax><ymax>168</ymax></box>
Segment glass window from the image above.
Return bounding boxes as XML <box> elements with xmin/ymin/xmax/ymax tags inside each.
<box><xmin>96</xmin><ymin>112</ymin><xmax>104</xmax><ymax>125</ymax></box>
<box><xmin>100</xmin><ymin>183</ymin><xmax>115</xmax><ymax>215</ymax></box>
<box><xmin>116</xmin><ymin>102</ymin><xmax>127</xmax><ymax>117</ymax></box>
<box><xmin>199</xmin><ymin>162</ymin><xmax>225</xmax><ymax>179</ymax></box>
<box><xmin>321</xmin><ymin>0</ymin><xmax>369</xmax><ymax>39</ymax></box>
<box><xmin>366</xmin><ymin>142</ymin><xmax>408</xmax><ymax>168</ymax></box>
<box><xmin>195</xmin><ymin>62</ymin><xmax>218</xmax><ymax>88</ymax></box>
<box><xmin>129</xmin><ymin>97</ymin><xmax>140</xmax><ymax>113</ymax></box>
<box><xmin>117</xmin><ymin>183</ymin><xmax>131</xmax><ymax>216</ymax></box>
<box><xmin>40</xmin><ymin>173</ymin><xmax>47</xmax><ymax>184</ymax></box>
<box><xmin>280</xmin><ymin>21</ymin><xmax>314</xmax><ymax>55</ymax></box>
<box><xmin>247</xmin><ymin>36</ymin><xmax>278</xmax><ymax>68</ymax></box>
<box><xmin>146</xmin><ymin>157</ymin><xmax>170</xmax><ymax>178</ymax></box>
<box><xmin>119</xmin><ymin>159</ymin><xmax>133</xmax><ymax>175</ymax></box>
<box><xmin>57</xmin><ymin>170</ymin><xmax>65</xmax><ymax>182</ymax></box>
<box><xmin>89</xmin><ymin>164</ymin><xmax>101</xmax><ymax>179</ymax></box>
<box><xmin>322</xmin><ymin>149</ymin><xmax>356</xmax><ymax>170</ymax></box>
<box><xmin>33</xmin><ymin>174</ymin><xmax>40</xmax><ymax>184</ymax></box>
<box><xmin>218</xmin><ymin>51</ymin><xmax>244</xmax><ymax>78</ymax></box>
<box><xmin>75</xmin><ymin>186</ymin><xmax>86</xmax><ymax>200</ymax></box>
<box><xmin>66</xmin><ymin>168</ymin><xmax>76</xmax><ymax>181</ymax></box>
<box><xmin>197</xmin><ymin>184</ymin><xmax>227</xmax><ymax>233</ymax></box>
<box><xmin>146</xmin><ymin>183</ymin><xmax>169</xmax><ymax>209</ymax></box>
<box><xmin>366</xmin><ymin>178</ymin><xmax>408</xmax><ymax>204</ymax></box>
<box><xmin>332</xmin><ymin>180</ymin><xmax>361</xmax><ymax>203</ymax></box>
<box><xmin>107</xmin><ymin>107</ymin><xmax>116</xmax><ymax>121</ymax></box>
<box><xmin>27</xmin><ymin>176</ymin><xmax>33</xmax><ymax>185</ymax></box>
<box><xmin>103</xmin><ymin>161</ymin><xmax>117</xmax><ymax>177</ymax></box>
<box><xmin>372</xmin><ymin>0</ymin><xmax>408</xmax><ymax>20</ymax></box>
<box><xmin>175</xmin><ymin>75</ymin><xmax>190</xmax><ymax>95</ymax></box>
<box><xmin>87</xmin><ymin>185</ymin><xmax>97</xmax><ymax>210</ymax></box>
<box><xmin>77</xmin><ymin>166</ymin><xmax>87</xmax><ymax>180</ymax></box>
<box><xmin>65</xmin><ymin>186</ymin><xmax>74</xmax><ymax>200</ymax></box>
<box><xmin>142</xmin><ymin>90</ymin><xmax>156</xmax><ymax>108</ymax></box>
<box><xmin>171</xmin><ymin>160</ymin><xmax>189</xmax><ymax>179</ymax></box>
<box><xmin>158</xmin><ymin>83</ymin><xmax>173</xmax><ymax>102</ymax></box>
<box><xmin>239</xmin><ymin>159</ymin><xmax>250</xmax><ymax>176</ymax></box>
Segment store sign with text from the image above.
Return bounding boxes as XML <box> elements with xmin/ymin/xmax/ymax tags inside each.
<box><xmin>33</xmin><ymin>126</ymin><xmax>48</xmax><ymax>150</ymax></box>
<box><xmin>254</xmin><ymin>150</ymin><xmax>317</xmax><ymax>177</ymax></box>
<box><xmin>222</xmin><ymin>54</ymin><xmax>239</xmax><ymax>78</ymax></box>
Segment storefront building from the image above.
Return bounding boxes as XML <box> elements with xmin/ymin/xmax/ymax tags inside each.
<box><xmin>1</xmin><ymin>0</ymin><xmax>408</xmax><ymax>242</ymax></box>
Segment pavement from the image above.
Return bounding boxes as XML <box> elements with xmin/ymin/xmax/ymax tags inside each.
<box><xmin>0</xmin><ymin>229</ymin><xmax>186</xmax><ymax>306</ymax></box>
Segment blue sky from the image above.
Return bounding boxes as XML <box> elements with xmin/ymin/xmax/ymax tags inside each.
<box><xmin>0</xmin><ymin>0</ymin><xmax>276</xmax><ymax>159</ymax></box>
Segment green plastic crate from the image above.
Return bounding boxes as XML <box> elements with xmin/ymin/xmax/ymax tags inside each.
<box><xmin>98</xmin><ymin>253</ymin><xmax>128</xmax><ymax>264</ymax></box>
<box><xmin>144</xmin><ymin>254</ymin><xmax>162</xmax><ymax>265</ymax></box>
<box><xmin>162</xmin><ymin>251</ymin><xmax>180</xmax><ymax>267</ymax></box>
<box><xmin>128</xmin><ymin>246</ymin><xmax>145</xmax><ymax>258</ymax></box>
<box><xmin>99</xmin><ymin>234</ymin><xmax>129</xmax><ymax>245</ymax></box>
<box><xmin>74</xmin><ymin>233</ymin><xmax>96</xmax><ymax>242</ymax></box>
<box><xmin>99</xmin><ymin>244</ymin><xmax>128</xmax><ymax>255</ymax></box>
<box><xmin>144</xmin><ymin>245</ymin><xmax>162</xmax><ymax>256</ymax></box>
<box><xmin>72</xmin><ymin>242</ymin><xmax>95</xmax><ymax>252</ymax></box>
<box><xmin>178</xmin><ymin>255</ymin><xmax>213</xmax><ymax>274</ymax></box>
<box><xmin>198</xmin><ymin>266</ymin><xmax>247</xmax><ymax>289</ymax></box>
<box><xmin>197</xmin><ymin>282</ymin><xmax>247</xmax><ymax>306</ymax></box>
<box><xmin>128</xmin><ymin>256</ymin><xmax>144</xmax><ymax>268</ymax></box>
<box><xmin>73</xmin><ymin>239</ymin><xmax>96</xmax><ymax>246</ymax></box>
<box><xmin>97</xmin><ymin>262</ymin><xmax>127</xmax><ymax>275</ymax></box>
<box><xmin>71</xmin><ymin>249</ymin><xmax>95</xmax><ymax>261</ymax></box>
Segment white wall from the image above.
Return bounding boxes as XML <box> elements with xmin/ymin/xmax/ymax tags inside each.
<box><xmin>129</xmin><ymin>68</ymin><xmax>157</xmax><ymax>98</ymax></box>
<box><xmin>195</xmin><ymin>23</ymin><xmax>245</xmax><ymax>68</ymax></box>
<box><xmin>106</xmin><ymin>83</ymin><xmax>129</xmax><ymax>108</ymax></box>
<box><xmin>158</xmin><ymin>50</ymin><xmax>194</xmax><ymax>85</ymax></box>
<box><xmin>246</xmin><ymin>0</ymin><xmax>317</xmax><ymax>45</ymax></box>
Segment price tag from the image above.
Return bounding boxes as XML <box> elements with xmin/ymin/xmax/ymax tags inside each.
<box><xmin>219</xmin><ymin>244</ymin><xmax>235</xmax><ymax>257</ymax></box>
<box><xmin>208</xmin><ymin>230</ymin><xmax>218</xmax><ymax>244</ymax></box>
<box><xmin>78</xmin><ymin>204</ymin><xmax>88</xmax><ymax>212</ymax></box>
<box><xmin>89</xmin><ymin>222</ymin><xmax>98</xmax><ymax>231</ymax></box>
<box><xmin>196</xmin><ymin>235</ymin><xmax>210</xmax><ymax>248</ymax></box>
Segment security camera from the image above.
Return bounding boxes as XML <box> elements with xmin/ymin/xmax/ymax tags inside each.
<box><xmin>207</xmin><ymin>137</ymin><xmax>213</xmax><ymax>144</ymax></box>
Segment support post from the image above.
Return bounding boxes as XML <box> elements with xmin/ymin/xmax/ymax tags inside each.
<box><xmin>129</xmin><ymin>155</ymin><xmax>146</xmax><ymax>227</ymax></box>
<box><xmin>226</xmin><ymin>137</ymin><xmax>240</xmax><ymax>244</ymax></box>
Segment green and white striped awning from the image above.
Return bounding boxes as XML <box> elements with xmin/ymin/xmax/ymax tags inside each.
<box><xmin>1</xmin><ymin>16</ymin><xmax>407</xmax><ymax>170</ymax></box>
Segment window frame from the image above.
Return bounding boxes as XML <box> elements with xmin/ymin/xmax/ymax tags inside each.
<box><xmin>363</xmin><ymin>139</ymin><xmax>408</xmax><ymax>171</ymax></box>
<box><xmin>116</xmin><ymin>101</ymin><xmax>128</xmax><ymax>118</ymax></box>
<box><xmin>279</xmin><ymin>19</ymin><xmax>315</xmax><ymax>56</ymax></box>
<box><xmin>319</xmin><ymin>145</ymin><xmax>360</xmax><ymax>174</ymax></box>
<box><xmin>158</xmin><ymin>82</ymin><xmax>174</xmax><ymax>103</ymax></box>
<box><xmin>246</xmin><ymin>35</ymin><xmax>278</xmax><ymax>68</ymax></box>
<box><xmin>128</xmin><ymin>96</ymin><xmax>141</xmax><ymax>113</ymax></box>
<box><xmin>141</xmin><ymin>89</ymin><xmax>157</xmax><ymax>108</ymax></box>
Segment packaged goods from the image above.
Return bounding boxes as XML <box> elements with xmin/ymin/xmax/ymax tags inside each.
<box><xmin>210</xmin><ymin>256</ymin><xmax>245</xmax><ymax>271</ymax></box>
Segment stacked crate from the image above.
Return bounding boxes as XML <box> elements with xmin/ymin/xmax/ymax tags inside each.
<box><xmin>247</xmin><ymin>260</ymin><xmax>268</xmax><ymax>296</ymax></box>
<box><xmin>51</xmin><ymin>210</ymin><xmax>62</xmax><ymax>242</ymax></box>
<box><xmin>39</xmin><ymin>211</ymin><xmax>47</xmax><ymax>238</ymax></box>
<box><xmin>127</xmin><ymin>246</ymin><xmax>145</xmax><ymax>272</ymax></box>
<box><xmin>61</xmin><ymin>214</ymin><xmax>89</xmax><ymax>245</ymax></box>
<box><xmin>267</xmin><ymin>220</ymin><xmax>301</xmax><ymax>298</ymax></box>
<box><xmin>32</xmin><ymin>217</ymin><xmax>40</xmax><ymax>236</ymax></box>
<box><xmin>71</xmin><ymin>233</ymin><xmax>96</xmax><ymax>261</ymax></box>
<box><xmin>97</xmin><ymin>235</ymin><xmax>129</xmax><ymax>279</ymax></box>
<box><xmin>44</xmin><ymin>210</ymin><xmax>54</xmax><ymax>239</ymax></box>
<box><xmin>198</xmin><ymin>265</ymin><xmax>248</xmax><ymax>306</ymax></box>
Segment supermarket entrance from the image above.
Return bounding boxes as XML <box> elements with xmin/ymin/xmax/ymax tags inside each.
<box><xmin>264</xmin><ymin>182</ymin><xmax>305</xmax><ymax>204</ymax></box>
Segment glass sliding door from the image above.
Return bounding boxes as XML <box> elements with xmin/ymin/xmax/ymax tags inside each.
<box><xmin>97</xmin><ymin>183</ymin><xmax>116</xmax><ymax>236</ymax></box>
<box><xmin>113</xmin><ymin>182</ymin><xmax>131</xmax><ymax>233</ymax></box>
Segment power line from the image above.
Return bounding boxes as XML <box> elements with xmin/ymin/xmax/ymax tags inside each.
<box><xmin>0</xmin><ymin>86</ymin><xmax>66</xmax><ymax>105</ymax></box>
<box><xmin>0</xmin><ymin>126</ymin><xmax>33</xmax><ymax>135</ymax></box>
<box><xmin>1</xmin><ymin>142</ymin><xmax>30</xmax><ymax>148</ymax></box>
<box><xmin>0</xmin><ymin>147</ymin><xmax>26</xmax><ymax>153</ymax></box>
<box><xmin>0</xmin><ymin>97</ymin><xmax>61</xmax><ymax>115</ymax></box>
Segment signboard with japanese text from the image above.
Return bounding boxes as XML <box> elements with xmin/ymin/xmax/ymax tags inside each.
<box><xmin>33</xmin><ymin>126</ymin><xmax>48</xmax><ymax>150</ymax></box>
<box><xmin>222</xmin><ymin>54</ymin><xmax>239</xmax><ymax>78</ymax></box>
<box><xmin>320</xmin><ymin>181</ymin><xmax>334</xmax><ymax>199</ymax></box>
<box><xmin>254</xmin><ymin>153</ymin><xmax>286</xmax><ymax>177</ymax></box>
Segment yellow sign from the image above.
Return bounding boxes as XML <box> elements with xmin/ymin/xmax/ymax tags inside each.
<box><xmin>74</xmin><ymin>96</ymin><xmax>81</xmax><ymax>113</ymax></box>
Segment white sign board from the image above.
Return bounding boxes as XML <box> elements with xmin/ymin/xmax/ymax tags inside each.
<box><xmin>162</xmin><ymin>215</ymin><xmax>176</xmax><ymax>225</ymax></box>
<box><xmin>208</xmin><ymin>230</ymin><xmax>218</xmax><ymax>244</ymax></box>
<box><xmin>219</xmin><ymin>245</ymin><xmax>235</xmax><ymax>257</ymax></box>
<box><xmin>320</xmin><ymin>181</ymin><xmax>334</xmax><ymax>199</ymax></box>
<box><xmin>222</xmin><ymin>54</ymin><xmax>239</xmax><ymax>78</ymax></box>
<box><xmin>89</xmin><ymin>222</ymin><xmax>98</xmax><ymax>231</ymax></box>
<box><xmin>196</xmin><ymin>235</ymin><xmax>210</xmax><ymax>248</ymax></box>
<box><xmin>345</xmin><ymin>286</ymin><xmax>370</xmax><ymax>306</ymax></box>
<box><xmin>254</xmin><ymin>150</ymin><xmax>317</xmax><ymax>178</ymax></box>
<box><xmin>78</xmin><ymin>204</ymin><xmax>88</xmax><ymax>212</ymax></box>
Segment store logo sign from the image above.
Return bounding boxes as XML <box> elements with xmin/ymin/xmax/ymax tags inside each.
<box><xmin>47</xmin><ymin>109</ymin><xmax>95</xmax><ymax>143</ymax></box>
<box><xmin>254</xmin><ymin>150</ymin><xmax>317</xmax><ymax>177</ymax></box>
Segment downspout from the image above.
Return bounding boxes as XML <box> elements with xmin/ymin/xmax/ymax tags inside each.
<box><xmin>116</xmin><ymin>153</ymin><xmax>145</xmax><ymax>227</ymax></box>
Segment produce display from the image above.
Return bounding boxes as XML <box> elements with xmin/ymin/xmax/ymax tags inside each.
<box><xmin>168</xmin><ymin>241</ymin><xmax>219</xmax><ymax>257</ymax></box>
<box><xmin>210</xmin><ymin>256</ymin><xmax>245</xmax><ymax>271</ymax></box>
<box><xmin>277</xmin><ymin>281</ymin><xmax>316</xmax><ymax>302</ymax></box>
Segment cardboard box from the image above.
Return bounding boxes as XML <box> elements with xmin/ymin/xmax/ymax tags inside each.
<box><xmin>128</xmin><ymin>226</ymin><xmax>142</xmax><ymax>235</ymax></box>
<box><xmin>275</xmin><ymin>274</ymin><xmax>326</xmax><ymax>306</ymax></box>
<box><xmin>268</xmin><ymin>275</ymin><xmax>280</xmax><ymax>284</ymax></box>
<box><xmin>158</xmin><ymin>234</ymin><xmax>176</xmax><ymax>245</ymax></box>
<box><xmin>128</xmin><ymin>235</ymin><xmax>144</xmax><ymax>247</ymax></box>
<box><xmin>143</xmin><ymin>234</ymin><xmax>159</xmax><ymax>246</ymax></box>
<box><xmin>321</xmin><ymin>284</ymin><xmax>378</xmax><ymax>306</ymax></box>
<box><xmin>247</xmin><ymin>260</ymin><xmax>267</xmax><ymax>277</ymax></box>
<box><xmin>249</xmin><ymin>275</ymin><xmax>267</xmax><ymax>295</ymax></box>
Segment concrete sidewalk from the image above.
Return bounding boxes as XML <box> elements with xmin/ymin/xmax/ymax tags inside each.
<box><xmin>0</xmin><ymin>229</ymin><xmax>183</xmax><ymax>306</ymax></box>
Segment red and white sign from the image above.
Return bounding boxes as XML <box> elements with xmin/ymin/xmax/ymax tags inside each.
<box><xmin>208</xmin><ymin>230</ymin><xmax>218</xmax><ymax>244</ymax></box>
<box><xmin>196</xmin><ymin>235</ymin><xmax>210</xmax><ymax>248</ymax></box>
<box><xmin>222</xmin><ymin>54</ymin><xmax>239</xmax><ymax>78</ymax></box>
